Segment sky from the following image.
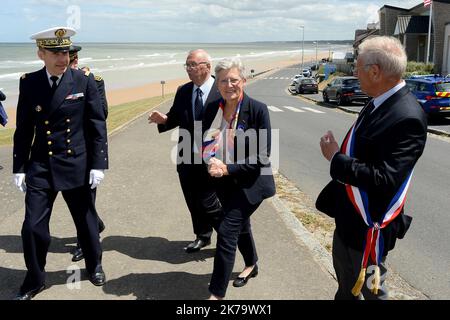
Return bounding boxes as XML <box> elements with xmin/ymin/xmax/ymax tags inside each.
<box><xmin>0</xmin><ymin>0</ymin><xmax>423</xmax><ymax>43</ymax></box>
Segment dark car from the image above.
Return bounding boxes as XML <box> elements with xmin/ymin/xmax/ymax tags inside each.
<box><xmin>322</xmin><ymin>76</ymin><xmax>370</xmax><ymax>105</ymax></box>
<box><xmin>295</xmin><ymin>78</ymin><xmax>318</xmax><ymax>94</ymax></box>
<box><xmin>405</xmin><ymin>75</ymin><xmax>450</xmax><ymax>117</ymax></box>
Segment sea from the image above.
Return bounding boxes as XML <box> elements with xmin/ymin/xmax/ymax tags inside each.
<box><xmin>0</xmin><ymin>41</ymin><xmax>352</xmax><ymax>103</ymax></box>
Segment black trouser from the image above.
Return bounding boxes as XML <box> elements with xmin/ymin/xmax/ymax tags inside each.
<box><xmin>76</xmin><ymin>187</ymin><xmax>104</xmax><ymax>246</ymax></box>
<box><xmin>208</xmin><ymin>178</ymin><xmax>261</xmax><ymax>298</ymax></box>
<box><xmin>20</xmin><ymin>184</ymin><xmax>102</xmax><ymax>293</ymax></box>
<box><xmin>332</xmin><ymin>230</ymin><xmax>388</xmax><ymax>300</ymax></box>
<box><xmin>178</xmin><ymin>165</ymin><xmax>214</xmax><ymax>241</ymax></box>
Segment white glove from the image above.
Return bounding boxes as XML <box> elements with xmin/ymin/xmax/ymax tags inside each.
<box><xmin>14</xmin><ymin>173</ymin><xmax>27</xmax><ymax>193</ymax></box>
<box><xmin>89</xmin><ymin>169</ymin><xmax>105</xmax><ymax>189</ymax></box>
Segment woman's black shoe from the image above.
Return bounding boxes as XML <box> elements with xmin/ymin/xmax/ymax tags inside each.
<box><xmin>232</xmin><ymin>265</ymin><xmax>258</xmax><ymax>287</ymax></box>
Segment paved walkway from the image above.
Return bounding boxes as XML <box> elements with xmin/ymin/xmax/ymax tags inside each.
<box><xmin>0</xmin><ymin>100</ymin><xmax>336</xmax><ymax>300</ymax></box>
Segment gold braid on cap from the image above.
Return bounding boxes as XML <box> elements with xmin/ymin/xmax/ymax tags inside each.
<box><xmin>37</xmin><ymin>38</ymin><xmax>72</xmax><ymax>49</ymax></box>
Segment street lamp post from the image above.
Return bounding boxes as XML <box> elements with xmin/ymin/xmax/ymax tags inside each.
<box><xmin>299</xmin><ymin>25</ymin><xmax>304</xmax><ymax>71</ymax></box>
<box><xmin>314</xmin><ymin>41</ymin><xmax>318</xmax><ymax>69</ymax></box>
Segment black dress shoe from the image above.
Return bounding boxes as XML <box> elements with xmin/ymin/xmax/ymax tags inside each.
<box><xmin>233</xmin><ymin>265</ymin><xmax>258</xmax><ymax>287</ymax></box>
<box><xmin>89</xmin><ymin>269</ymin><xmax>106</xmax><ymax>286</ymax></box>
<box><xmin>14</xmin><ymin>285</ymin><xmax>45</xmax><ymax>300</ymax></box>
<box><xmin>98</xmin><ymin>219</ymin><xmax>106</xmax><ymax>234</ymax></box>
<box><xmin>72</xmin><ymin>245</ymin><xmax>84</xmax><ymax>262</ymax></box>
<box><xmin>185</xmin><ymin>238</ymin><xmax>211</xmax><ymax>253</ymax></box>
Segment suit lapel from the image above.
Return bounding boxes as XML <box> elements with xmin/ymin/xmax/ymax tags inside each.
<box><xmin>48</xmin><ymin>68</ymin><xmax>74</xmax><ymax>117</ymax></box>
<box><xmin>184</xmin><ymin>82</ymin><xmax>194</xmax><ymax>126</ymax></box>
<box><xmin>358</xmin><ymin>86</ymin><xmax>410</xmax><ymax>134</ymax></box>
<box><xmin>202</xmin><ymin>81</ymin><xmax>221</xmax><ymax>130</ymax></box>
<box><xmin>236</xmin><ymin>93</ymin><xmax>251</xmax><ymax>130</ymax></box>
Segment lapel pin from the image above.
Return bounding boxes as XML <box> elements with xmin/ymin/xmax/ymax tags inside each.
<box><xmin>35</xmin><ymin>105</ymin><xmax>42</xmax><ymax>112</ymax></box>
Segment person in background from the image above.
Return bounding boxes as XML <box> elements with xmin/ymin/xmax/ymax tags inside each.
<box><xmin>0</xmin><ymin>89</ymin><xmax>8</xmax><ymax>127</ymax></box>
<box><xmin>203</xmin><ymin>57</ymin><xmax>276</xmax><ymax>300</ymax></box>
<box><xmin>68</xmin><ymin>45</ymin><xmax>108</xmax><ymax>262</ymax></box>
<box><xmin>316</xmin><ymin>36</ymin><xmax>427</xmax><ymax>300</ymax></box>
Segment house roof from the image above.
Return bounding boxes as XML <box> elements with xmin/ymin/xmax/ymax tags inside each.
<box><xmin>394</xmin><ymin>15</ymin><xmax>432</xmax><ymax>35</ymax></box>
<box><xmin>379</xmin><ymin>5</ymin><xmax>409</xmax><ymax>12</ymax></box>
<box><xmin>353</xmin><ymin>29</ymin><xmax>380</xmax><ymax>47</ymax></box>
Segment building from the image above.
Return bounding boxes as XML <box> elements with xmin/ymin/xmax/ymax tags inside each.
<box><xmin>353</xmin><ymin>23</ymin><xmax>380</xmax><ymax>57</ymax></box>
<box><xmin>378</xmin><ymin>0</ymin><xmax>450</xmax><ymax>75</ymax></box>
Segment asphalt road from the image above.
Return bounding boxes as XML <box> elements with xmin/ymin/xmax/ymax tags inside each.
<box><xmin>245</xmin><ymin>66</ymin><xmax>450</xmax><ymax>299</ymax></box>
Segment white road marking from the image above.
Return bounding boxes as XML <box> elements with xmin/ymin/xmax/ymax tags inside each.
<box><xmin>284</xmin><ymin>106</ymin><xmax>305</xmax><ymax>112</ymax></box>
<box><xmin>268</xmin><ymin>106</ymin><xmax>284</xmax><ymax>112</ymax></box>
<box><xmin>301</xmin><ymin>107</ymin><xmax>325</xmax><ymax>114</ymax></box>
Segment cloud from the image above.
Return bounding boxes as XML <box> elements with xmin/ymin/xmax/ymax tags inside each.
<box><xmin>3</xmin><ymin>0</ymin><xmax>428</xmax><ymax>42</ymax></box>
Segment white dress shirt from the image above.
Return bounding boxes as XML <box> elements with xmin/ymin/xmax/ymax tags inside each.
<box><xmin>45</xmin><ymin>69</ymin><xmax>63</xmax><ymax>88</ymax></box>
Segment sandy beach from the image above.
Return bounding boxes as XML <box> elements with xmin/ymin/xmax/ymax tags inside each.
<box><xmin>2</xmin><ymin>51</ymin><xmax>330</xmax><ymax>129</ymax></box>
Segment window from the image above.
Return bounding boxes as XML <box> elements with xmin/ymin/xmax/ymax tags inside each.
<box><xmin>417</xmin><ymin>83</ymin><xmax>429</xmax><ymax>92</ymax></box>
<box><xmin>405</xmin><ymin>80</ymin><xmax>417</xmax><ymax>91</ymax></box>
<box><xmin>435</xmin><ymin>82</ymin><xmax>450</xmax><ymax>92</ymax></box>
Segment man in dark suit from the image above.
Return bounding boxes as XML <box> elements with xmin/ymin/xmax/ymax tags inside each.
<box><xmin>0</xmin><ymin>89</ymin><xmax>8</xmax><ymax>127</ymax></box>
<box><xmin>317</xmin><ymin>36</ymin><xmax>427</xmax><ymax>300</ymax></box>
<box><xmin>12</xmin><ymin>27</ymin><xmax>108</xmax><ymax>300</ymax></box>
<box><xmin>149</xmin><ymin>49</ymin><xmax>221</xmax><ymax>253</ymax></box>
<box><xmin>68</xmin><ymin>45</ymin><xmax>107</xmax><ymax>262</ymax></box>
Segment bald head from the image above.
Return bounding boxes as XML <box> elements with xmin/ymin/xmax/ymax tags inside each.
<box><xmin>185</xmin><ymin>49</ymin><xmax>212</xmax><ymax>86</ymax></box>
<box><xmin>187</xmin><ymin>49</ymin><xmax>212</xmax><ymax>63</ymax></box>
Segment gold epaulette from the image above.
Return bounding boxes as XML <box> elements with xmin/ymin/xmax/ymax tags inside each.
<box><xmin>94</xmin><ymin>75</ymin><xmax>103</xmax><ymax>82</ymax></box>
<box><xmin>21</xmin><ymin>73</ymin><xmax>27</xmax><ymax>80</ymax></box>
<box><xmin>84</xmin><ymin>70</ymin><xmax>91</xmax><ymax>77</ymax></box>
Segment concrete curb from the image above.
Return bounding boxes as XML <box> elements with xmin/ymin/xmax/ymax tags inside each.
<box><xmin>270</xmin><ymin>195</ymin><xmax>337</xmax><ymax>281</ymax></box>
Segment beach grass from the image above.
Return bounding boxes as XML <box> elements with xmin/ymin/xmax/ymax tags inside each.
<box><xmin>0</xmin><ymin>128</ymin><xmax>14</xmax><ymax>146</ymax></box>
<box><xmin>106</xmin><ymin>93</ymin><xmax>174</xmax><ymax>133</ymax></box>
<box><xmin>0</xmin><ymin>93</ymin><xmax>175</xmax><ymax>147</ymax></box>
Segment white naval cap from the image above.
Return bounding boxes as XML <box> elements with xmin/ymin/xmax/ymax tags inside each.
<box><xmin>30</xmin><ymin>26</ymin><xmax>76</xmax><ymax>52</ymax></box>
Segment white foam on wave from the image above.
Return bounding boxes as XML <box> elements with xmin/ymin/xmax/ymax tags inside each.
<box><xmin>0</xmin><ymin>72</ymin><xmax>24</xmax><ymax>80</ymax></box>
<box><xmin>95</xmin><ymin>59</ymin><xmax>180</xmax><ymax>73</ymax></box>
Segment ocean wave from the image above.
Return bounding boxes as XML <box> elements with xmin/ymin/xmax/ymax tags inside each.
<box><xmin>0</xmin><ymin>72</ymin><xmax>24</xmax><ymax>80</ymax></box>
<box><xmin>95</xmin><ymin>59</ymin><xmax>180</xmax><ymax>73</ymax></box>
<box><xmin>0</xmin><ymin>60</ymin><xmax>43</xmax><ymax>68</ymax></box>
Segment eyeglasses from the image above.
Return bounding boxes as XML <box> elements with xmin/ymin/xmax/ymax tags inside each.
<box><xmin>353</xmin><ymin>63</ymin><xmax>378</xmax><ymax>74</ymax></box>
<box><xmin>219</xmin><ymin>78</ymin><xmax>242</xmax><ymax>86</ymax></box>
<box><xmin>184</xmin><ymin>62</ymin><xmax>209</xmax><ymax>69</ymax></box>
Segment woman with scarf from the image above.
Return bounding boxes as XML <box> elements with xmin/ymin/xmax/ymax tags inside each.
<box><xmin>202</xmin><ymin>57</ymin><xmax>276</xmax><ymax>300</ymax></box>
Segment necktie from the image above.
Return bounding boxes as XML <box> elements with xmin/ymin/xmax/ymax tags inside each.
<box><xmin>355</xmin><ymin>99</ymin><xmax>375</xmax><ymax>131</ymax></box>
<box><xmin>50</xmin><ymin>76</ymin><xmax>59</xmax><ymax>96</ymax></box>
<box><xmin>194</xmin><ymin>88</ymin><xmax>203</xmax><ymax>121</ymax></box>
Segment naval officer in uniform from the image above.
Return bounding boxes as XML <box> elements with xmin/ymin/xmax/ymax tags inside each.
<box><xmin>12</xmin><ymin>27</ymin><xmax>108</xmax><ymax>300</ymax></box>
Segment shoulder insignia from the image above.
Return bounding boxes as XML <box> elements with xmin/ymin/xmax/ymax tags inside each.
<box><xmin>21</xmin><ymin>73</ymin><xmax>27</xmax><ymax>80</ymax></box>
<box><xmin>84</xmin><ymin>70</ymin><xmax>91</xmax><ymax>77</ymax></box>
<box><xmin>94</xmin><ymin>75</ymin><xmax>103</xmax><ymax>82</ymax></box>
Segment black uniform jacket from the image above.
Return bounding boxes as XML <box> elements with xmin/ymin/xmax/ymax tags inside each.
<box><xmin>316</xmin><ymin>86</ymin><xmax>427</xmax><ymax>255</ymax></box>
<box><xmin>13</xmin><ymin>67</ymin><xmax>108</xmax><ymax>191</ymax></box>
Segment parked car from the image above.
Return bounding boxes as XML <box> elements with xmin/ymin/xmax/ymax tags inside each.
<box><xmin>405</xmin><ymin>75</ymin><xmax>450</xmax><ymax>117</ymax></box>
<box><xmin>322</xmin><ymin>76</ymin><xmax>369</xmax><ymax>105</ymax></box>
<box><xmin>295</xmin><ymin>78</ymin><xmax>318</xmax><ymax>94</ymax></box>
<box><xmin>291</xmin><ymin>74</ymin><xmax>305</xmax><ymax>85</ymax></box>
<box><xmin>302</xmin><ymin>68</ymin><xmax>311</xmax><ymax>77</ymax></box>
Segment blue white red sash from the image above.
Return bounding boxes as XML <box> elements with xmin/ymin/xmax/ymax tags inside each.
<box><xmin>341</xmin><ymin>123</ymin><xmax>413</xmax><ymax>296</ymax></box>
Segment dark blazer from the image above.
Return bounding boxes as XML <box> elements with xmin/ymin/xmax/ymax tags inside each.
<box><xmin>94</xmin><ymin>75</ymin><xmax>108</xmax><ymax>119</ymax></box>
<box><xmin>158</xmin><ymin>79</ymin><xmax>221</xmax><ymax>171</ymax></box>
<box><xmin>204</xmin><ymin>92</ymin><xmax>276</xmax><ymax>205</ymax></box>
<box><xmin>316</xmin><ymin>86</ymin><xmax>427</xmax><ymax>255</ymax></box>
<box><xmin>13</xmin><ymin>67</ymin><xmax>108</xmax><ymax>191</ymax></box>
